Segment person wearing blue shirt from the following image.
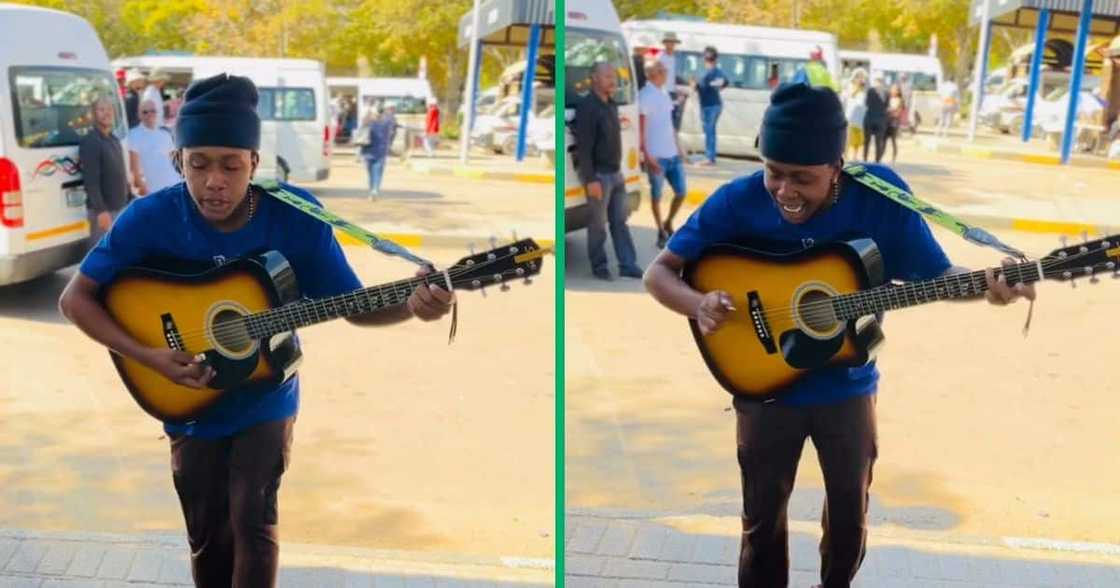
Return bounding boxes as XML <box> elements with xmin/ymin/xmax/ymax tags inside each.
<box><xmin>644</xmin><ymin>83</ymin><xmax>1035</xmax><ymax>588</ymax></box>
<box><xmin>691</xmin><ymin>46</ymin><xmax>729</xmax><ymax>166</ymax></box>
<box><xmin>58</xmin><ymin>74</ymin><xmax>452</xmax><ymax>588</ymax></box>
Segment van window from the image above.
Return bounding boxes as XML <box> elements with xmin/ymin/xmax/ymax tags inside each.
<box><xmin>677</xmin><ymin>52</ymin><xmax>806</xmax><ymax>90</ymax></box>
<box><xmin>9</xmin><ymin>67</ymin><xmax>126</xmax><ymax>148</ymax></box>
<box><xmin>257</xmin><ymin>87</ymin><xmax>317</xmax><ymax>121</ymax></box>
<box><xmin>359</xmin><ymin>95</ymin><xmax>427</xmax><ymax>115</ymax></box>
<box><xmin>565</xmin><ymin>27</ymin><xmax>635</xmax><ymax>107</ymax></box>
<box><xmin>881</xmin><ymin>71</ymin><xmax>938</xmax><ymax>91</ymax></box>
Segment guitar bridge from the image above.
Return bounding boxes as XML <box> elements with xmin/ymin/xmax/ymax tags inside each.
<box><xmin>161</xmin><ymin>313</ymin><xmax>185</xmax><ymax>351</ymax></box>
<box><xmin>747</xmin><ymin>291</ymin><xmax>777</xmax><ymax>355</ymax></box>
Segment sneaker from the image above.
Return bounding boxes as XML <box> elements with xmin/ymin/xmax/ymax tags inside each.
<box><xmin>592</xmin><ymin>268</ymin><xmax>613</xmax><ymax>281</ymax></box>
<box><xmin>618</xmin><ymin>266</ymin><xmax>644</xmax><ymax>279</ymax></box>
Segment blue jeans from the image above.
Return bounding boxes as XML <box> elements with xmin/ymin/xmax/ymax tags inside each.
<box><xmin>586</xmin><ymin>172</ymin><xmax>638</xmax><ymax>274</ymax></box>
<box><xmin>647</xmin><ymin>156</ymin><xmax>687</xmax><ymax>202</ymax></box>
<box><xmin>701</xmin><ymin>104</ymin><xmax>722</xmax><ymax>163</ymax></box>
<box><xmin>365</xmin><ymin>157</ymin><xmax>386</xmax><ymax>193</ymax></box>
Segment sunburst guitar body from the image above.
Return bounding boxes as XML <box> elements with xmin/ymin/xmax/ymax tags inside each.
<box><xmin>683</xmin><ymin>239</ymin><xmax>885</xmax><ymax>399</ymax></box>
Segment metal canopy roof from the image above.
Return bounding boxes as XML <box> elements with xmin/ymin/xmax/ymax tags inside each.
<box><xmin>457</xmin><ymin>0</ymin><xmax>556</xmax><ymax>48</ymax></box>
<box><xmin>970</xmin><ymin>0</ymin><xmax>1120</xmax><ymax>35</ymax></box>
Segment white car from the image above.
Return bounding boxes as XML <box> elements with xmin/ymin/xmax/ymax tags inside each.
<box><xmin>470</xmin><ymin>91</ymin><xmax>553</xmax><ymax>155</ymax></box>
<box><xmin>1037</xmin><ymin>86</ymin><xmax>1105</xmax><ymax>151</ymax></box>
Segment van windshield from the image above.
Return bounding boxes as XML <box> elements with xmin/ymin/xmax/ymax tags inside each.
<box><xmin>9</xmin><ymin>67</ymin><xmax>126</xmax><ymax>148</ymax></box>
<box><xmin>361</xmin><ymin>95</ymin><xmax>427</xmax><ymax>115</ymax></box>
<box><xmin>565</xmin><ymin>27</ymin><xmax>635</xmax><ymax>107</ymax></box>
<box><xmin>257</xmin><ymin>87</ymin><xmax>317</xmax><ymax>121</ymax></box>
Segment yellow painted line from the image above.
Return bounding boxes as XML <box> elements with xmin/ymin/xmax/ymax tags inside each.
<box><xmin>1020</xmin><ymin>153</ymin><xmax>1060</xmax><ymax>165</ymax></box>
<box><xmin>26</xmin><ymin>220</ymin><xmax>88</xmax><ymax>241</ymax></box>
<box><xmin>960</xmin><ymin>146</ymin><xmax>992</xmax><ymax>158</ymax></box>
<box><xmin>512</xmin><ymin>173</ymin><xmax>554</xmax><ymax>183</ymax></box>
<box><xmin>1108</xmin><ymin>161</ymin><xmax>1120</xmax><ymax>171</ymax></box>
<box><xmin>452</xmin><ymin>166</ymin><xmax>488</xmax><ymax>179</ymax></box>
<box><xmin>1010</xmin><ymin>219</ymin><xmax>1099</xmax><ymax>235</ymax></box>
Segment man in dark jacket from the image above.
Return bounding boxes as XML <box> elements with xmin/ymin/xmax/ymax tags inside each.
<box><xmin>79</xmin><ymin>96</ymin><xmax>131</xmax><ymax>245</ymax></box>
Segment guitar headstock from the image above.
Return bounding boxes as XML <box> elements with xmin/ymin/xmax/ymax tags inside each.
<box><xmin>1041</xmin><ymin>233</ymin><xmax>1120</xmax><ymax>283</ymax></box>
<box><xmin>447</xmin><ymin>238</ymin><xmax>551</xmax><ymax>291</ymax></box>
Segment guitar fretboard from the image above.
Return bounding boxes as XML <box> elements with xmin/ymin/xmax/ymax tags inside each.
<box><xmin>244</xmin><ymin>274</ymin><xmax>448</xmax><ymax>339</ymax></box>
<box><xmin>831</xmin><ymin>261</ymin><xmax>1042</xmax><ymax>321</ymax></box>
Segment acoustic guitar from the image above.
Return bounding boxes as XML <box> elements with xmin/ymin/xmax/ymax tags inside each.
<box><xmin>684</xmin><ymin>234</ymin><xmax>1120</xmax><ymax>399</ymax></box>
<box><xmin>101</xmin><ymin>239</ymin><xmax>548</xmax><ymax>423</ymax></box>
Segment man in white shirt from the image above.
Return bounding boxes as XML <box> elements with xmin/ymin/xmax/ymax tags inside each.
<box><xmin>937</xmin><ymin>79</ymin><xmax>960</xmax><ymax>136</ymax></box>
<box><xmin>127</xmin><ymin>99</ymin><xmax>182</xmax><ymax>194</ymax></box>
<box><xmin>639</xmin><ymin>60</ymin><xmax>688</xmax><ymax>249</ymax></box>
<box><xmin>658</xmin><ymin>31</ymin><xmax>685</xmax><ymax>132</ymax></box>
<box><xmin>142</xmin><ymin>69</ymin><xmax>169</xmax><ymax>128</ymax></box>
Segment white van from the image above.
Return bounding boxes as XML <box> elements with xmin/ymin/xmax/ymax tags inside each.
<box><xmin>0</xmin><ymin>4</ymin><xmax>129</xmax><ymax>286</ymax></box>
<box><xmin>112</xmin><ymin>56</ymin><xmax>332</xmax><ymax>182</ymax></box>
<box><xmin>564</xmin><ymin>0</ymin><xmax>642</xmax><ymax>232</ymax></box>
<box><xmin>326</xmin><ymin>77</ymin><xmax>433</xmax><ymax>153</ymax></box>
<box><xmin>839</xmin><ymin>50</ymin><xmax>943</xmax><ymax>130</ymax></box>
<box><xmin>622</xmin><ymin>20</ymin><xmax>839</xmax><ymax>158</ymax></box>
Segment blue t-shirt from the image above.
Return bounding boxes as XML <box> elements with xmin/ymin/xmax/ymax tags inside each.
<box><xmin>697</xmin><ymin>67</ymin><xmax>728</xmax><ymax>108</ymax></box>
<box><xmin>667</xmin><ymin>164</ymin><xmax>951</xmax><ymax>406</ymax></box>
<box><xmin>80</xmin><ymin>182</ymin><xmax>363</xmax><ymax>438</ymax></box>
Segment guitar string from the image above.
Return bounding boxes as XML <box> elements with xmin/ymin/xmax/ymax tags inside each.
<box><xmin>712</xmin><ymin>246</ymin><xmax>1112</xmax><ymax>325</ymax></box>
<box><xmin>164</xmin><ymin>253</ymin><xmax>530</xmax><ymax>348</ymax></box>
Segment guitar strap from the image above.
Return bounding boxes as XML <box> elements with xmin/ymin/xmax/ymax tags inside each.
<box><xmin>842</xmin><ymin>164</ymin><xmax>1027</xmax><ymax>260</ymax></box>
<box><xmin>254</xmin><ymin>179</ymin><xmax>458</xmax><ymax>343</ymax></box>
<box><xmin>843</xmin><ymin>164</ymin><xmax>1035</xmax><ymax>334</ymax></box>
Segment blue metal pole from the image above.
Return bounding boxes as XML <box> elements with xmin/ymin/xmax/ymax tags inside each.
<box><xmin>467</xmin><ymin>39</ymin><xmax>483</xmax><ymax>134</ymax></box>
<box><xmin>516</xmin><ymin>24</ymin><xmax>542</xmax><ymax>162</ymax></box>
<box><xmin>1061</xmin><ymin>0</ymin><xmax>1094</xmax><ymax>164</ymax></box>
<box><xmin>1022</xmin><ymin>9</ymin><xmax>1050</xmax><ymax>142</ymax></box>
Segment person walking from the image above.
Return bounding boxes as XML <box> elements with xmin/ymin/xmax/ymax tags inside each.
<box><xmin>885</xmin><ymin>83</ymin><xmax>907</xmax><ymax>165</ymax></box>
<box><xmin>423</xmin><ymin>98</ymin><xmax>440</xmax><ymax>157</ymax></box>
<box><xmin>359</xmin><ymin>107</ymin><xmax>395</xmax><ymax>198</ymax></box>
<box><xmin>937</xmin><ymin>78</ymin><xmax>960</xmax><ymax>137</ymax></box>
<box><xmin>692</xmin><ymin>46</ymin><xmax>729</xmax><ymax>166</ymax></box>
<box><xmin>639</xmin><ymin>59</ymin><xmax>688</xmax><ymax>249</ymax></box>
<box><xmin>574</xmin><ymin>62</ymin><xmax>641</xmax><ymax>281</ymax></box>
<box><xmin>844</xmin><ymin>74</ymin><xmax>867</xmax><ymax>161</ymax></box>
<box><xmin>123</xmin><ymin>70</ymin><xmax>147</xmax><ymax>128</ymax></box>
<box><xmin>863</xmin><ymin>74</ymin><xmax>888</xmax><ymax>162</ymax></box>
<box><xmin>79</xmin><ymin>96</ymin><xmax>131</xmax><ymax>245</ymax></box>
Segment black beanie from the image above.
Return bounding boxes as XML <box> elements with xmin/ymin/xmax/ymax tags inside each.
<box><xmin>758</xmin><ymin>82</ymin><xmax>847</xmax><ymax>166</ymax></box>
<box><xmin>175</xmin><ymin>73</ymin><xmax>260</xmax><ymax>150</ymax></box>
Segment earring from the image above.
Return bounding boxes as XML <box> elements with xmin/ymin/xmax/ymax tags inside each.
<box><xmin>831</xmin><ymin>177</ymin><xmax>841</xmax><ymax>205</ymax></box>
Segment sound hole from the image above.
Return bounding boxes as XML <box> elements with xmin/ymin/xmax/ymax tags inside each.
<box><xmin>211</xmin><ymin>309</ymin><xmax>253</xmax><ymax>353</ymax></box>
<box><xmin>797</xmin><ymin>289</ymin><xmax>839</xmax><ymax>334</ymax></box>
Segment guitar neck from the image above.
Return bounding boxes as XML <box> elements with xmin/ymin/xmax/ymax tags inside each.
<box><xmin>245</xmin><ymin>274</ymin><xmax>446</xmax><ymax>339</ymax></box>
<box><xmin>833</xmin><ymin>260</ymin><xmax>1043</xmax><ymax>320</ymax></box>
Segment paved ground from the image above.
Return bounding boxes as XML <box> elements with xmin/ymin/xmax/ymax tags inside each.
<box><xmin>0</xmin><ymin>149</ymin><xmax>556</xmax><ymax>585</ymax></box>
<box><xmin>564</xmin><ymin>148</ymin><xmax>1120</xmax><ymax>585</ymax></box>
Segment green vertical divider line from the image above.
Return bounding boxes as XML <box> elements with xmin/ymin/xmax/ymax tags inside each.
<box><xmin>554</xmin><ymin>0</ymin><xmax>566</xmax><ymax>584</ymax></box>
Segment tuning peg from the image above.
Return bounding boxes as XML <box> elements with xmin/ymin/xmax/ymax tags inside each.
<box><xmin>1090</xmin><ymin>274</ymin><xmax>1100</xmax><ymax>284</ymax></box>
<box><xmin>1083</xmin><ymin>230</ymin><xmax>1090</xmax><ymax>243</ymax></box>
<box><xmin>478</xmin><ymin>285</ymin><xmax>487</xmax><ymax>297</ymax></box>
<box><xmin>500</xmin><ymin>282</ymin><xmax>511</xmax><ymax>292</ymax></box>
<box><xmin>489</xmin><ymin>236</ymin><xmax>498</xmax><ymax>249</ymax></box>
<box><xmin>1060</xmin><ymin>236</ymin><xmax>1068</xmax><ymax>247</ymax></box>
<box><xmin>523</xmin><ymin>277</ymin><xmax>533</xmax><ymax>285</ymax></box>
<box><xmin>511</xmin><ymin>229</ymin><xmax>519</xmax><ymax>242</ymax></box>
<box><xmin>468</xmin><ymin>243</ymin><xmax>476</xmax><ymax>255</ymax></box>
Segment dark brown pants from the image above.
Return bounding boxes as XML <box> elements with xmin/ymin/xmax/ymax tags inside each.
<box><xmin>734</xmin><ymin>394</ymin><xmax>877</xmax><ymax>588</ymax></box>
<box><xmin>169</xmin><ymin>417</ymin><xmax>294</xmax><ymax>588</ymax></box>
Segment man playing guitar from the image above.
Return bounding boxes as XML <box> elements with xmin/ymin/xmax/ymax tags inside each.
<box><xmin>644</xmin><ymin>82</ymin><xmax>1035</xmax><ymax>588</ymax></box>
<box><xmin>59</xmin><ymin>74</ymin><xmax>453</xmax><ymax>587</ymax></box>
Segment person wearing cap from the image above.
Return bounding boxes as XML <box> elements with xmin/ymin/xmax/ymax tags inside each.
<box><xmin>644</xmin><ymin>82</ymin><xmax>1034</xmax><ymax>588</ymax></box>
<box><xmin>691</xmin><ymin>46</ymin><xmax>729</xmax><ymax>166</ymax></box>
<box><xmin>59</xmin><ymin>73</ymin><xmax>453</xmax><ymax>588</ymax></box>
<box><xmin>658</xmin><ymin>31</ymin><xmax>686</xmax><ymax>131</ymax></box>
<box><xmin>124</xmin><ymin>69</ymin><xmax>148</xmax><ymax>128</ymax></box>
<box><xmin>143</xmin><ymin>68</ymin><xmax>170</xmax><ymax>127</ymax></box>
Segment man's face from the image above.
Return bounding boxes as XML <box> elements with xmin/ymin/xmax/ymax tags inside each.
<box><xmin>591</xmin><ymin>65</ymin><xmax>617</xmax><ymax>96</ymax></box>
<box><xmin>663</xmin><ymin>40</ymin><xmax>678</xmax><ymax>54</ymax></box>
<box><xmin>648</xmin><ymin>63</ymin><xmax>667</xmax><ymax>86</ymax></box>
<box><xmin>139</xmin><ymin>100</ymin><xmax>158</xmax><ymax>129</ymax></box>
<box><xmin>93</xmin><ymin>99</ymin><xmax>115</xmax><ymax>129</ymax></box>
<box><xmin>179</xmin><ymin>147</ymin><xmax>258</xmax><ymax>225</ymax></box>
<box><xmin>762</xmin><ymin>158</ymin><xmax>839</xmax><ymax>224</ymax></box>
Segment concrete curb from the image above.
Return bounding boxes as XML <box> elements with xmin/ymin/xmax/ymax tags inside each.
<box><xmin>916</xmin><ymin>137</ymin><xmax>1120</xmax><ymax>171</ymax></box>
<box><xmin>405</xmin><ymin>160</ymin><xmax>554</xmax><ymax>184</ymax></box>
